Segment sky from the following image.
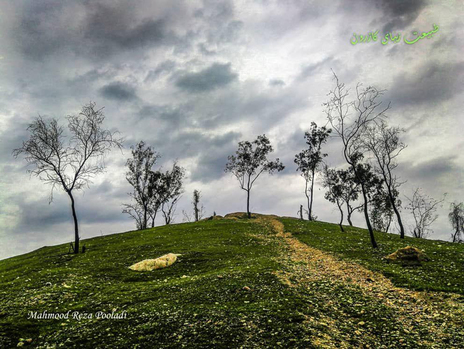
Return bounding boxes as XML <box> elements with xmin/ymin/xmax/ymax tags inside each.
<box><xmin>0</xmin><ymin>0</ymin><xmax>463</xmax><ymax>260</ymax></box>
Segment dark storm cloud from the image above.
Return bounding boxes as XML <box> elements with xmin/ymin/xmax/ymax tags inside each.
<box><xmin>83</xmin><ymin>3</ymin><xmax>166</xmax><ymax>50</ymax></box>
<box><xmin>192</xmin><ymin>150</ymin><xmax>232</xmax><ymax>182</ymax></box>
<box><xmin>388</xmin><ymin>61</ymin><xmax>464</xmax><ymax>107</ymax></box>
<box><xmin>144</xmin><ymin>60</ymin><xmax>177</xmax><ymax>83</ymax></box>
<box><xmin>373</xmin><ymin>0</ymin><xmax>427</xmax><ymax>33</ymax></box>
<box><xmin>137</xmin><ymin>103</ymin><xmax>190</xmax><ymax>129</ymax></box>
<box><xmin>15</xmin><ymin>0</ymin><xmax>175</xmax><ymax>61</ymax></box>
<box><xmin>93</xmin><ymin>180</ymin><xmax>128</xmax><ymax>200</ymax></box>
<box><xmin>10</xmin><ymin>192</ymin><xmax>127</xmax><ymax>233</ymax></box>
<box><xmin>402</xmin><ymin>156</ymin><xmax>463</xmax><ymax>183</ymax></box>
<box><xmin>190</xmin><ymin>81</ymin><xmax>311</xmax><ymax>132</ymax></box>
<box><xmin>175</xmin><ymin>63</ymin><xmax>238</xmax><ymax>93</ymax></box>
<box><xmin>99</xmin><ymin>82</ymin><xmax>137</xmax><ymax>101</ymax></box>
<box><xmin>161</xmin><ymin>130</ymin><xmax>241</xmax><ymax>160</ymax></box>
<box><xmin>190</xmin><ymin>131</ymin><xmax>241</xmax><ymax>182</ymax></box>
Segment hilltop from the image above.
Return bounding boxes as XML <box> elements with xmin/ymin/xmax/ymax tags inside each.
<box><xmin>0</xmin><ymin>214</ymin><xmax>463</xmax><ymax>348</ymax></box>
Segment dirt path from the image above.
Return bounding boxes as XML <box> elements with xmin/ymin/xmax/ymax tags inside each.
<box><xmin>254</xmin><ymin>215</ymin><xmax>464</xmax><ymax>348</ymax></box>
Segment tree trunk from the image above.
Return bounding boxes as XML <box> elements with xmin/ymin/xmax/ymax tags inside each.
<box><xmin>151</xmin><ymin>211</ymin><xmax>157</xmax><ymax>228</ymax></box>
<box><xmin>346</xmin><ymin>202</ymin><xmax>353</xmax><ymax>226</ymax></box>
<box><xmin>246</xmin><ymin>189</ymin><xmax>251</xmax><ymax>218</ymax></box>
<box><xmin>337</xmin><ymin>201</ymin><xmax>345</xmax><ymax>232</ymax></box>
<box><xmin>299</xmin><ymin>205</ymin><xmax>303</xmax><ymax>220</ymax></box>
<box><xmin>68</xmin><ymin>191</ymin><xmax>79</xmax><ymax>254</ymax></box>
<box><xmin>349</xmin><ymin>159</ymin><xmax>378</xmax><ymax>248</ymax></box>
<box><xmin>143</xmin><ymin>205</ymin><xmax>147</xmax><ymax>230</ymax></box>
<box><xmin>384</xmin><ymin>168</ymin><xmax>405</xmax><ymax>238</ymax></box>
<box><xmin>389</xmin><ymin>191</ymin><xmax>405</xmax><ymax>239</ymax></box>
<box><xmin>305</xmin><ymin>179</ymin><xmax>311</xmax><ymax>221</ymax></box>
<box><xmin>361</xmin><ymin>184</ymin><xmax>378</xmax><ymax>248</ymax></box>
<box><xmin>386</xmin><ymin>215</ymin><xmax>392</xmax><ymax>233</ymax></box>
<box><xmin>309</xmin><ymin>170</ymin><xmax>315</xmax><ymax>221</ymax></box>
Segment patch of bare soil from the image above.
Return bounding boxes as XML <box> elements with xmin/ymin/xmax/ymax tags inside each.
<box><xmin>253</xmin><ymin>215</ymin><xmax>464</xmax><ymax>348</ymax></box>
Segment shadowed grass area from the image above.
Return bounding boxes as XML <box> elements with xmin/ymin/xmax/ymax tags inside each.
<box><xmin>280</xmin><ymin>218</ymin><xmax>464</xmax><ymax>294</ymax></box>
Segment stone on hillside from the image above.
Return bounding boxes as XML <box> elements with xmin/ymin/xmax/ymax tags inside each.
<box><xmin>385</xmin><ymin>246</ymin><xmax>429</xmax><ymax>265</ymax></box>
<box><xmin>129</xmin><ymin>253</ymin><xmax>181</xmax><ymax>271</ymax></box>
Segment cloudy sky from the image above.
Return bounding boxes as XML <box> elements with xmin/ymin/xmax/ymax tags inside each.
<box><xmin>0</xmin><ymin>0</ymin><xmax>462</xmax><ymax>260</ymax></box>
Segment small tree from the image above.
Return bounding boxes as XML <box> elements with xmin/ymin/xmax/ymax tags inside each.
<box><xmin>370</xmin><ymin>187</ymin><xmax>395</xmax><ymax>233</ymax></box>
<box><xmin>405</xmin><ymin>188</ymin><xmax>444</xmax><ymax>238</ymax></box>
<box><xmin>337</xmin><ymin>168</ymin><xmax>362</xmax><ymax>226</ymax></box>
<box><xmin>362</xmin><ymin>121</ymin><xmax>406</xmax><ymax>238</ymax></box>
<box><xmin>123</xmin><ymin>141</ymin><xmax>160</xmax><ymax>230</ymax></box>
<box><xmin>160</xmin><ymin>163</ymin><xmax>184</xmax><ymax>225</ymax></box>
<box><xmin>225</xmin><ymin>135</ymin><xmax>284</xmax><ymax>218</ymax></box>
<box><xmin>322</xmin><ymin>166</ymin><xmax>347</xmax><ymax>232</ymax></box>
<box><xmin>325</xmin><ymin>72</ymin><xmax>390</xmax><ymax>248</ymax></box>
<box><xmin>192</xmin><ymin>189</ymin><xmax>205</xmax><ymax>222</ymax></box>
<box><xmin>147</xmin><ymin>170</ymin><xmax>165</xmax><ymax>228</ymax></box>
<box><xmin>294</xmin><ymin>122</ymin><xmax>331</xmax><ymax>221</ymax></box>
<box><xmin>448</xmin><ymin>202</ymin><xmax>464</xmax><ymax>243</ymax></box>
<box><xmin>13</xmin><ymin>102</ymin><xmax>123</xmax><ymax>253</ymax></box>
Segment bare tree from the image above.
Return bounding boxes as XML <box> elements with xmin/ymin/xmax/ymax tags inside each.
<box><xmin>123</xmin><ymin>141</ymin><xmax>160</xmax><ymax>230</ymax></box>
<box><xmin>324</xmin><ymin>72</ymin><xmax>390</xmax><ymax>248</ymax></box>
<box><xmin>160</xmin><ymin>163</ymin><xmax>184</xmax><ymax>225</ymax></box>
<box><xmin>362</xmin><ymin>121</ymin><xmax>407</xmax><ymax>238</ymax></box>
<box><xmin>182</xmin><ymin>210</ymin><xmax>192</xmax><ymax>223</ymax></box>
<box><xmin>448</xmin><ymin>202</ymin><xmax>464</xmax><ymax>243</ymax></box>
<box><xmin>294</xmin><ymin>122</ymin><xmax>331</xmax><ymax>221</ymax></box>
<box><xmin>225</xmin><ymin>135</ymin><xmax>284</xmax><ymax>218</ymax></box>
<box><xmin>13</xmin><ymin>102</ymin><xmax>123</xmax><ymax>253</ymax></box>
<box><xmin>405</xmin><ymin>188</ymin><xmax>444</xmax><ymax>238</ymax></box>
<box><xmin>122</xmin><ymin>202</ymin><xmax>145</xmax><ymax>230</ymax></box>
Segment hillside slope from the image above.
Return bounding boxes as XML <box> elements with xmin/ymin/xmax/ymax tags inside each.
<box><xmin>0</xmin><ymin>214</ymin><xmax>463</xmax><ymax>348</ymax></box>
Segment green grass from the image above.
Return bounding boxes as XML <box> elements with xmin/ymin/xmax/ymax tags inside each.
<box><xmin>1</xmin><ymin>216</ymin><xmax>463</xmax><ymax>348</ymax></box>
<box><xmin>0</xmin><ymin>219</ymin><xmax>313</xmax><ymax>348</ymax></box>
<box><xmin>280</xmin><ymin>218</ymin><xmax>464</xmax><ymax>294</ymax></box>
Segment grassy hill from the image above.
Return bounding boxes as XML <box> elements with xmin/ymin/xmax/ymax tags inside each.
<box><xmin>0</xmin><ymin>214</ymin><xmax>463</xmax><ymax>348</ymax></box>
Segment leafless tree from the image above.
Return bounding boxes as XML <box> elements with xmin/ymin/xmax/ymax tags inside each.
<box><xmin>448</xmin><ymin>202</ymin><xmax>464</xmax><ymax>243</ymax></box>
<box><xmin>362</xmin><ymin>121</ymin><xmax>407</xmax><ymax>238</ymax></box>
<box><xmin>225</xmin><ymin>135</ymin><xmax>284</xmax><ymax>218</ymax></box>
<box><xmin>182</xmin><ymin>210</ymin><xmax>192</xmax><ymax>223</ymax></box>
<box><xmin>405</xmin><ymin>188</ymin><xmax>445</xmax><ymax>238</ymax></box>
<box><xmin>324</xmin><ymin>72</ymin><xmax>390</xmax><ymax>248</ymax></box>
<box><xmin>13</xmin><ymin>102</ymin><xmax>123</xmax><ymax>253</ymax></box>
<box><xmin>123</xmin><ymin>202</ymin><xmax>145</xmax><ymax>230</ymax></box>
